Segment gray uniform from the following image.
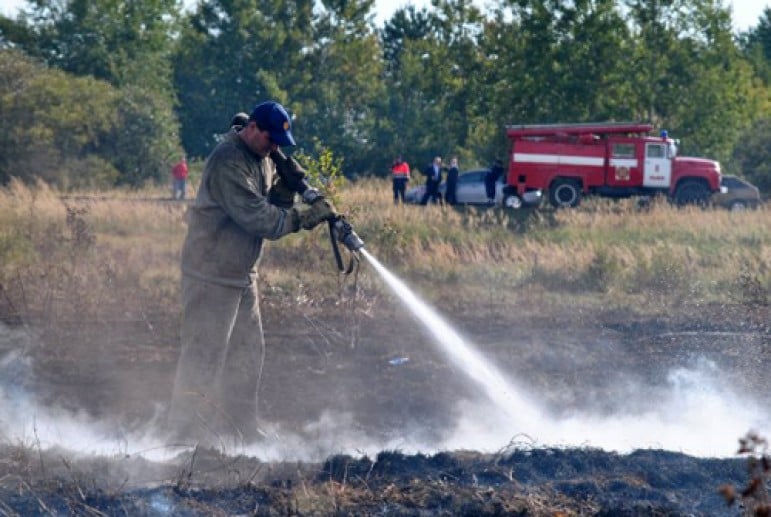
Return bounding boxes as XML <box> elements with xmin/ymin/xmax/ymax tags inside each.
<box><xmin>168</xmin><ymin>132</ymin><xmax>298</xmax><ymax>446</ymax></box>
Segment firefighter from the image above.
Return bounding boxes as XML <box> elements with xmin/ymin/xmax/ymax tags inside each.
<box><xmin>167</xmin><ymin>100</ymin><xmax>335</xmax><ymax>446</ymax></box>
<box><xmin>391</xmin><ymin>155</ymin><xmax>411</xmax><ymax>204</ymax></box>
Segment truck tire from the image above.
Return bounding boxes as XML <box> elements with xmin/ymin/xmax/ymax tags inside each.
<box><xmin>549</xmin><ymin>179</ymin><xmax>581</xmax><ymax>208</ymax></box>
<box><xmin>674</xmin><ymin>179</ymin><xmax>709</xmax><ymax>206</ymax></box>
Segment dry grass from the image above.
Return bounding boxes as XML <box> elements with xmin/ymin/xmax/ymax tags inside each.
<box><xmin>0</xmin><ymin>180</ymin><xmax>185</xmax><ymax>329</ymax></box>
<box><xmin>327</xmin><ymin>178</ymin><xmax>770</xmax><ymax>315</ymax></box>
<box><xmin>0</xmin><ymin>178</ymin><xmax>767</xmax><ymax>328</ymax></box>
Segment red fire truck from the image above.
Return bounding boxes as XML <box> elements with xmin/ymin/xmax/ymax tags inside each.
<box><xmin>501</xmin><ymin>122</ymin><xmax>724</xmax><ymax>208</ymax></box>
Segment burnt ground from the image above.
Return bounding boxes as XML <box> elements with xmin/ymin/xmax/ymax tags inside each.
<box><xmin>0</xmin><ymin>288</ymin><xmax>769</xmax><ymax>515</ymax></box>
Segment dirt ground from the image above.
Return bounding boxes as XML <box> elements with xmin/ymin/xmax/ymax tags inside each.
<box><xmin>0</xmin><ymin>281</ymin><xmax>769</xmax><ymax>514</ymax></box>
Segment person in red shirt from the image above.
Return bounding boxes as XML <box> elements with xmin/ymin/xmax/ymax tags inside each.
<box><xmin>171</xmin><ymin>156</ymin><xmax>189</xmax><ymax>200</ymax></box>
<box><xmin>391</xmin><ymin>155</ymin><xmax>410</xmax><ymax>205</ymax></box>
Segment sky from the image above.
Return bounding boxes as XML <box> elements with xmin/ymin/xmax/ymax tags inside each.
<box><xmin>0</xmin><ymin>0</ymin><xmax>767</xmax><ymax>31</ymax></box>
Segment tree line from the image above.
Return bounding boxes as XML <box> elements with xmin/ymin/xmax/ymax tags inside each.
<box><xmin>1</xmin><ymin>0</ymin><xmax>770</xmax><ymax>194</ymax></box>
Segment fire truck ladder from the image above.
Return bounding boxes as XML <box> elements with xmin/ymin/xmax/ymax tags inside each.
<box><xmin>506</xmin><ymin>122</ymin><xmax>653</xmax><ymax>138</ymax></box>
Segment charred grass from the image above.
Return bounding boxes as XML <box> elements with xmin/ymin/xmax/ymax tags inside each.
<box><xmin>0</xmin><ymin>442</ymin><xmax>752</xmax><ymax>515</ymax></box>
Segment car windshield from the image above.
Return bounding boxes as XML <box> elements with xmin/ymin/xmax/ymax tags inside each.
<box><xmin>722</xmin><ymin>176</ymin><xmax>745</xmax><ymax>188</ymax></box>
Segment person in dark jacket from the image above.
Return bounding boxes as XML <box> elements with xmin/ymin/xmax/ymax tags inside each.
<box><xmin>420</xmin><ymin>156</ymin><xmax>444</xmax><ymax>205</ymax></box>
<box><xmin>485</xmin><ymin>158</ymin><xmax>504</xmax><ymax>204</ymax></box>
<box><xmin>445</xmin><ymin>157</ymin><xmax>459</xmax><ymax>205</ymax></box>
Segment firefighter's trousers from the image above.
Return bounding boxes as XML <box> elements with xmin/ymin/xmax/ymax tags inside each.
<box><xmin>167</xmin><ymin>275</ymin><xmax>264</xmax><ymax>447</ymax></box>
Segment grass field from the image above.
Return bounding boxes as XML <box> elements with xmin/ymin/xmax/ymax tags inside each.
<box><xmin>0</xmin><ymin>178</ymin><xmax>766</xmax><ymax>329</ymax></box>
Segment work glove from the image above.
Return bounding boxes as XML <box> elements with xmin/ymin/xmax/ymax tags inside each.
<box><xmin>270</xmin><ymin>150</ymin><xmax>307</xmax><ymax>194</ymax></box>
<box><xmin>294</xmin><ymin>197</ymin><xmax>336</xmax><ymax>231</ymax></box>
<box><xmin>268</xmin><ymin>180</ymin><xmax>296</xmax><ymax>208</ymax></box>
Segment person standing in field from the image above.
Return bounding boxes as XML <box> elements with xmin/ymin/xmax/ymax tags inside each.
<box><xmin>391</xmin><ymin>155</ymin><xmax>410</xmax><ymax>204</ymax></box>
<box><xmin>167</xmin><ymin>100</ymin><xmax>336</xmax><ymax>446</ymax></box>
<box><xmin>420</xmin><ymin>156</ymin><xmax>444</xmax><ymax>205</ymax></box>
<box><xmin>485</xmin><ymin>158</ymin><xmax>504</xmax><ymax>205</ymax></box>
<box><xmin>171</xmin><ymin>156</ymin><xmax>189</xmax><ymax>200</ymax></box>
<box><xmin>445</xmin><ymin>156</ymin><xmax>459</xmax><ymax>205</ymax></box>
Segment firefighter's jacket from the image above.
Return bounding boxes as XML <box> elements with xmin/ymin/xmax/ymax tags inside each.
<box><xmin>181</xmin><ymin>132</ymin><xmax>298</xmax><ymax>288</ymax></box>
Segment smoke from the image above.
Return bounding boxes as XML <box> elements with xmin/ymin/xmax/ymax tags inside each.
<box><xmin>361</xmin><ymin>249</ymin><xmax>769</xmax><ymax>459</ymax></box>
<box><xmin>441</xmin><ymin>358</ymin><xmax>767</xmax><ymax>457</ymax></box>
<box><xmin>0</xmin><ymin>254</ymin><xmax>767</xmax><ymax>467</ymax></box>
<box><xmin>0</xmin><ymin>324</ymin><xmax>414</xmax><ymax>463</ymax></box>
<box><xmin>0</xmin><ymin>328</ymin><xmax>159</xmax><ymax>457</ymax></box>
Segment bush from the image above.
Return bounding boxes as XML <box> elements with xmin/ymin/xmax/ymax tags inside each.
<box><xmin>0</xmin><ymin>49</ymin><xmax>182</xmax><ymax>190</ymax></box>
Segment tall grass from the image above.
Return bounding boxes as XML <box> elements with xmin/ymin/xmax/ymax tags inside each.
<box><xmin>0</xmin><ymin>178</ymin><xmax>767</xmax><ymax>330</ymax></box>
<box><xmin>314</xmin><ymin>179</ymin><xmax>769</xmax><ymax>312</ymax></box>
<box><xmin>0</xmin><ymin>180</ymin><xmax>185</xmax><ymax>330</ymax></box>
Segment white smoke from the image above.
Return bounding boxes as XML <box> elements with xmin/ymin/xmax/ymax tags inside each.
<box><xmin>1</xmin><ymin>275</ymin><xmax>767</xmax><ymax>465</ymax></box>
<box><xmin>440</xmin><ymin>358</ymin><xmax>767</xmax><ymax>457</ymax></box>
<box><xmin>361</xmin><ymin>249</ymin><xmax>769</xmax><ymax>459</ymax></box>
<box><xmin>0</xmin><ymin>324</ymin><xmax>407</xmax><ymax>463</ymax></box>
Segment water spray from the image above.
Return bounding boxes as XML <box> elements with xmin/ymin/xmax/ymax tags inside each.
<box><xmin>275</xmin><ymin>147</ymin><xmax>529</xmax><ymax>414</ymax></box>
<box><xmin>359</xmin><ymin>249</ymin><xmax>542</xmax><ymax>422</ymax></box>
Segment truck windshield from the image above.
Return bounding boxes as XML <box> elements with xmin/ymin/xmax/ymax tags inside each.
<box><xmin>668</xmin><ymin>141</ymin><xmax>678</xmax><ymax>158</ymax></box>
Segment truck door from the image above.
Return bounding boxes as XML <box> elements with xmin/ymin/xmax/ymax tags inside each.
<box><xmin>643</xmin><ymin>142</ymin><xmax>671</xmax><ymax>188</ymax></box>
<box><xmin>607</xmin><ymin>141</ymin><xmax>640</xmax><ymax>187</ymax></box>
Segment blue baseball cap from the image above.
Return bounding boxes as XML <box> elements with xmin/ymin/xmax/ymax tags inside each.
<box><xmin>249</xmin><ymin>101</ymin><xmax>296</xmax><ymax>146</ymax></box>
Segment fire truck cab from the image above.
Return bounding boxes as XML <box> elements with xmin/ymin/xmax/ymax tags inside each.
<box><xmin>502</xmin><ymin>122</ymin><xmax>723</xmax><ymax>208</ymax></box>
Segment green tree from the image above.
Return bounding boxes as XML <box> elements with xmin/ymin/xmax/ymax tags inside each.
<box><xmin>173</xmin><ymin>0</ymin><xmax>315</xmax><ymax>159</ymax></box>
<box><xmin>378</xmin><ymin>6</ymin><xmax>436</xmax><ymax>169</ymax></box>
<box><xmin>377</xmin><ymin>0</ymin><xmax>487</xmax><ymax>172</ymax></box>
<box><xmin>624</xmin><ymin>0</ymin><xmax>759</xmax><ymax>167</ymax></box>
<box><xmin>473</xmin><ymin>0</ymin><xmax>634</xmax><ymax>161</ymax></box>
<box><xmin>0</xmin><ymin>0</ymin><xmax>184</xmax><ymax>187</ymax></box>
<box><xmin>549</xmin><ymin>0</ymin><xmax>635</xmax><ymax>121</ymax></box>
<box><xmin>740</xmin><ymin>7</ymin><xmax>771</xmax><ymax>84</ymax></box>
<box><xmin>0</xmin><ymin>49</ymin><xmax>120</xmax><ymax>188</ymax></box>
<box><xmin>732</xmin><ymin>117</ymin><xmax>771</xmax><ymax>195</ymax></box>
<box><xmin>741</xmin><ymin>6</ymin><xmax>771</xmax><ymax>59</ymax></box>
<box><xmin>105</xmin><ymin>85</ymin><xmax>182</xmax><ymax>186</ymax></box>
<box><xmin>292</xmin><ymin>0</ymin><xmax>386</xmax><ymax>176</ymax></box>
<box><xmin>3</xmin><ymin>0</ymin><xmax>180</xmax><ymax>93</ymax></box>
<box><xmin>625</xmin><ymin>0</ymin><xmax>687</xmax><ymax>123</ymax></box>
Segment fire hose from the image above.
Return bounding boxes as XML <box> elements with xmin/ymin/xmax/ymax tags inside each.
<box><xmin>273</xmin><ymin>150</ymin><xmax>364</xmax><ymax>274</ymax></box>
<box><xmin>328</xmin><ymin>215</ymin><xmax>364</xmax><ymax>274</ymax></box>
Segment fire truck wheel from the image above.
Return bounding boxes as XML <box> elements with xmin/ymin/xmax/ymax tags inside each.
<box><xmin>674</xmin><ymin>180</ymin><xmax>709</xmax><ymax>206</ymax></box>
<box><xmin>549</xmin><ymin>179</ymin><xmax>581</xmax><ymax>208</ymax></box>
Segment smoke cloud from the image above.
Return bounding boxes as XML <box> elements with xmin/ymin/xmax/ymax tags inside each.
<box><xmin>1</xmin><ymin>290</ymin><xmax>767</xmax><ymax>466</ymax></box>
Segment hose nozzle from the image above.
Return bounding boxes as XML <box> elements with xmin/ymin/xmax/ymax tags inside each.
<box><xmin>331</xmin><ymin>216</ymin><xmax>364</xmax><ymax>252</ymax></box>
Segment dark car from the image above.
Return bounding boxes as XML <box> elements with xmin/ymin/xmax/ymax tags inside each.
<box><xmin>405</xmin><ymin>169</ymin><xmax>542</xmax><ymax>207</ymax></box>
<box><xmin>712</xmin><ymin>175</ymin><xmax>761</xmax><ymax>211</ymax></box>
